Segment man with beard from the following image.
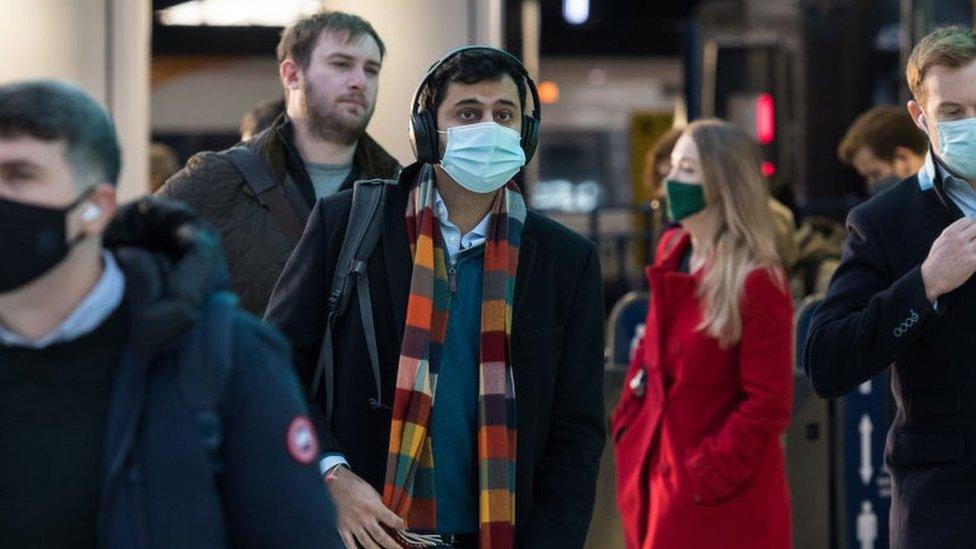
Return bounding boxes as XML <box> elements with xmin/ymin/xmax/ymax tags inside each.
<box><xmin>158</xmin><ymin>11</ymin><xmax>400</xmax><ymax>315</ymax></box>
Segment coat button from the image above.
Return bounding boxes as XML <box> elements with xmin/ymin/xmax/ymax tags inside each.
<box><xmin>659</xmin><ymin>463</ymin><xmax>671</xmax><ymax>476</ymax></box>
<box><xmin>125</xmin><ymin>464</ymin><xmax>141</xmax><ymax>484</ymax></box>
<box><xmin>693</xmin><ymin>493</ymin><xmax>702</xmax><ymax>504</ymax></box>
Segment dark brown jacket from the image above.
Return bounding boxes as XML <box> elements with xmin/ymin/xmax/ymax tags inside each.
<box><xmin>157</xmin><ymin>116</ymin><xmax>400</xmax><ymax>315</ymax></box>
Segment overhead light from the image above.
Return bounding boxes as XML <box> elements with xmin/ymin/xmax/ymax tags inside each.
<box><xmin>563</xmin><ymin>0</ymin><xmax>590</xmax><ymax>26</ymax></box>
<box><xmin>538</xmin><ymin>81</ymin><xmax>560</xmax><ymax>104</ymax></box>
<box><xmin>157</xmin><ymin>0</ymin><xmax>324</xmax><ymax>27</ymax></box>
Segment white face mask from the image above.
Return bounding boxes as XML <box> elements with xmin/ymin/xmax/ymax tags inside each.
<box><xmin>921</xmin><ymin>112</ymin><xmax>976</xmax><ymax>179</ymax></box>
<box><xmin>438</xmin><ymin>121</ymin><xmax>526</xmax><ymax>193</ymax></box>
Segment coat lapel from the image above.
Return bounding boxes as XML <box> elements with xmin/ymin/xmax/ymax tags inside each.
<box><xmin>382</xmin><ymin>167</ymin><xmax>418</xmax><ymax>344</ymax></box>
<box><xmin>644</xmin><ymin>232</ymin><xmax>693</xmax><ymax>391</ymax></box>
<box><xmin>98</xmin><ymin>347</ymin><xmax>149</xmax><ymax>536</ymax></box>
<box><xmin>513</xmin><ymin>234</ymin><xmax>538</xmax><ymax>321</ymax></box>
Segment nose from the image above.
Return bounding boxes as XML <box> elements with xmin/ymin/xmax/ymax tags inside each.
<box><xmin>348</xmin><ymin>66</ymin><xmax>367</xmax><ymax>91</ymax></box>
<box><xmin>665</xmin><ymin>166</ymin><xmax>680</xmax><ymax>182</ymax></box>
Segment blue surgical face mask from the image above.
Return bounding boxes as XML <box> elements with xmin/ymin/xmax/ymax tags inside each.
<box><xmin>438</xmin><ymin>121</ymin><xmax>526</xmax><ymax>193</ymax></box>
<box><xmin>925</xmin><ymin>114</ymin><xmax>976</xmax><ymax>179</ymax></box>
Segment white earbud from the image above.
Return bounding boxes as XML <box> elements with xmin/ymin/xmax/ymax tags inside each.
<box><xmin>81</xmin><ymin>203</ymin><xmax>101</xmax><ymax>222</ymax></box>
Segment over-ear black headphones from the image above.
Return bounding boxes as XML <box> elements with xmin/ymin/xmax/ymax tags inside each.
<box><xmin>408</xmin><ymin>45</ymin><xmax>541</xmax><ymax>165</ymax></box>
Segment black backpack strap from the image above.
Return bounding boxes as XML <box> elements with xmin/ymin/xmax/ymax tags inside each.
<box><xmin>177</xmin><ymin>291</ymin><xmax>239</xmax><ymax>475</ymax></box>
<box><xmin>311</xmin><ymin>178</ymin><xmax>392</xmax><ymax>424</ymax></box>
<box><xmin>225</xmin><ymin>147</ymin><xmax>307</xmax><ymax>242</ymax></box>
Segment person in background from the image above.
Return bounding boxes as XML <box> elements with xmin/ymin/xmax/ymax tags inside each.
<box><xmin>240</xmin><ymin>97</ymin><xmax>286</xmax><ymax>141</ymax></box>
<box><xmin>644</xmin><ymin>127</ymin><xmax>684</xmax><ymax>202</ymax></box>
<box><xmin>838</xmin><ymin>105</ymin><xmax>927</xmax><ymax>196</ymax></box>
<box><xmin>642</xmin><ymin>128</ymin><xmax>684</xmax><ymax>262</ymax></box>
<box><xmin>0</xmin><ymin>80</ymin><xmax>341</xmax><ymax>549</ymax></box>
<box><xmin>613</xmin><ymin>119</ymin><xmax>793</xmax><ymax>549</ymax></box>
<box><xmin>148</xmin><ymin>142</ymin><xmax>179</xmax><ymax>194</ymax></box>
<box><xmin>793</xmin><ymin>107</ymin><xmax>928</xmax><ymax>298</ymax></box>
<box><xmin>158</xmin><ymin>11</ymin><xmax>400</xmax><ymax>315</ymax></box>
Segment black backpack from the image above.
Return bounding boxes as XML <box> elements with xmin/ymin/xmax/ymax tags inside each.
<box><xmin>310</xmin><ymin>179</ymin><xmax>394</xmax><ymax>424</ymax></box>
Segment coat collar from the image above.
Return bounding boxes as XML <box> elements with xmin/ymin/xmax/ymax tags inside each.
<box><xmin>248</xmin><ymin>115</ymin><xmax>401</xmax><ymax>210</ymax></box>
<box><xmin>917</xmin><ymin>149</ymin><xmax>965</xmax><ymax>221</ymax></box>
<box><xmin>646</xmin><ymin>230</ymin><xmax>694</xmax><ymax>280</ymax></box>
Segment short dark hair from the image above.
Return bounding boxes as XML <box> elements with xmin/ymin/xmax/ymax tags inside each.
<box><xmin>838</xmin><ymin>105</ymin><xmax>927</xmax><ymax>164</ymax></box>
<box><xmin>240</xmin><ymin>97</ymin><xmax>285</xmax><ymax>139</ymax></box>
<box><xmin>277</xmin><ymin>11</ymin><xmax>385</xmax><ymax>70</ymax></box>
<box><xmin>0</xmin><ymin>80</ymin><xmax>121</xmax><ymax>186</ymax></box>
<box><xmin>419</xmin><ymin>49</ymin><xmax>528</xmax><ymax>115</ymax></box>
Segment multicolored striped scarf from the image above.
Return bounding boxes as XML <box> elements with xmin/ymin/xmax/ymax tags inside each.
<box><xmin>383</xmin><ymin>168</ymin><xmax>524</xmax><ymax>548</ymax></box>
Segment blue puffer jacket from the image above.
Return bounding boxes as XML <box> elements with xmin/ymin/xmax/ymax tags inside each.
<box><xmin>96</xmin><ymin>201</ymin><xmax>342</xmax><ymax>548</ymax></box>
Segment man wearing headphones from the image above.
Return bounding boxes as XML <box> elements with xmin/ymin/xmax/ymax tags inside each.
<box><xmin>266</xmin><ymin>47</ymin><xmax>605</xmax><ymax>548</ymax></box>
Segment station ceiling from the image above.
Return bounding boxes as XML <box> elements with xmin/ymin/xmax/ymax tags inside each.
<box><xmin>152</xmin><ymin>0</ymin><xmax>708</xmax><ymax>57</ymax></box>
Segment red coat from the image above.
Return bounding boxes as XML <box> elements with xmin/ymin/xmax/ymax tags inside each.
<box><xmin>612</xmin><ymin>230</ymin><xmax>793</xmax><ymax>549</ymax></box>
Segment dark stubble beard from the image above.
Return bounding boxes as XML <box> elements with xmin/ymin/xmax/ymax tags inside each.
<box><xmin>303</xmin><ymin>81</ymin><xmax>373</xmax><ymax>146</ymax></box>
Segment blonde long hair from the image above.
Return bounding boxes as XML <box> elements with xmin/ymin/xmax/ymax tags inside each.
<box><xmin>686</xmin><ymin>119</ymin><xmax>783</xmax><ymax>347</ymax></box>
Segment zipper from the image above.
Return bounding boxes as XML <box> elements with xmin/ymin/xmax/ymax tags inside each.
<box><xmin>448</xmin><ymin>261</ymin><xmax>458</xmax><ymax>294</ymax></box>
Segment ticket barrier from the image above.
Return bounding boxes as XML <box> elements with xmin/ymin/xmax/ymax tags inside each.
<box><xmin>792</xmin><ymin>297</ymin><xmax>892</xmax><ymax>549</ymax></box>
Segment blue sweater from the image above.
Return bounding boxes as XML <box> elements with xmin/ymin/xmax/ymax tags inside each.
<box><xmin>431</xmin><ymin>245</ymin><xmax>483</xmax><ymax>534</ymax></box>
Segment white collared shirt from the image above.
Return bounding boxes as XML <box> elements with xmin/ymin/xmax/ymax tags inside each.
<box><xmin>433</xmin><ymin>190</ymin><xmax>491</xmax><ymax>262</ymax></box>
<box><xmin>0</xmin><ymin>251</ymin><xmax>126</xmax><ymax>349</ymax></box>
<box><xmin>918</xmin><ymin>152</ymin><xmax>976</xmax><ymax>218</ymax></box>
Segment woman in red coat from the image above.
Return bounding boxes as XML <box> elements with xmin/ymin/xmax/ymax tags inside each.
<box><xmin>613</xmin><ymin>119</ymin><xmax>793</xmax><ymax>549</ymax></box>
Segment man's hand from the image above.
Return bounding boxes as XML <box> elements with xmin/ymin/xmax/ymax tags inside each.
<box><xmin>326</xmin><ymin>467</ymin><xmax>404</xmax><ymax>549</ymax></box>
<box><xmin>921</xmin><ymin>217</ymin><xmax>976</xmax><ymax>302</ymax></box>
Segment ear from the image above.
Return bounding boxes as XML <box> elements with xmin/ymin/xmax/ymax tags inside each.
<box><xmin>893</xmin><ymin>145</ymin><xmax>914</xmax><ymax>161</ymax></box>
<box><xmin>907</xmin><ymin>100</ymin><xmax>928</xmax><ymax>134</ymax></box>
<box><xmin>892</xmin><ymin>145</ymin><xmax>925</xmax><ymax>178</ymax></box>
<box><xmin>73</xmin><ymin>183</ymin><xmax>118</xmax><ymax>239</ymax></box>
<box><xmin>279</xmin><ymin>59</ymin><xmax>302</xmax><ymax>92</ymax></box>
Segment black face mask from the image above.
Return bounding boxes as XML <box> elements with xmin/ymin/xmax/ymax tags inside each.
<box><xmin>0</xmin><ymin>192</ymin><xmax>90</xmax><ymax>294</ymax></box>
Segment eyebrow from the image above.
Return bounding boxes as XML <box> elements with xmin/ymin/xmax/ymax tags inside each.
<box><xmin>452</xmin><ymin>98</ymin><xmax>519</xmax><ymax>108</ymax></box>
<box><xmin>327</xmin><ymin>53</ymin><xmax>382</xmax><ymax>67</ymax></box>
<box><xmin>0</xmin><ymin>159</ymin><xmax>41</xmax><ymax>170</ymax></box>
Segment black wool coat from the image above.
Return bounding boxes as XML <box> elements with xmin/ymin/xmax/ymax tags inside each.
<box><xmin>266</xmin><ymin>163</ymin><xmax>607</xmax><ymax>548</ymax></box>
<box><xmin>806</xmin><ymin>163</ymin><xmax>976</xmax><ymax>549</ymax></box>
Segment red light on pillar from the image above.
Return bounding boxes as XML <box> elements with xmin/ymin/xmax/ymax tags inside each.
<box><xmin>756</xmin><ymin>93</ymin><xmax>775</xmax><ymax>145</ymax></box>
<box><xmin>761</xmin><ymin>161</ymin><xmax>776</xmax><ymax>177</ymax></box>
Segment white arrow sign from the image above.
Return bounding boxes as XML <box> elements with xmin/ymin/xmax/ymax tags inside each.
<box><xmin>629</xmin><ymin>324</ymin><xmax>645</xmax><ymax>361</ymax></box>
<box><xmin>859</xmin><ymin>414</ymin><xmax>873</xmax><ymax>485</ymax></box>
<box><xmin>857</xmin><ymin>501</ymin><xmax>878</xmax><ymax>549</ymax></box>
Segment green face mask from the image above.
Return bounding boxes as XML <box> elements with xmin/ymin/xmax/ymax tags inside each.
<box><xmin>665</xmin><ymin>179</ymin><xmax>706</xmax><ymax>222</ymax></box>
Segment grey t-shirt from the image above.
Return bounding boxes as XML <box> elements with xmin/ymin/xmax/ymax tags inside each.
<box><xmin>304</xmin><ymin>161</ymin><xmax>352</xmax><ymax>200</ymax></box>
